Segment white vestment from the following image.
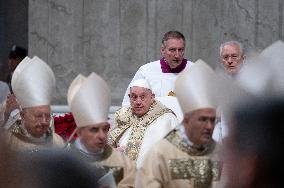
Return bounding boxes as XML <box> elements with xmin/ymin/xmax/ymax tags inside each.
<box><xmin>122</xmin><ymin>60</ymin><xmax>193</xmax><ymax>106</ymax></box>
<box><xmin>109</xmin><ymin>101</ymin><xmax>179</xmax><ymax>168</ymax></box>
<box><xmin>212</xmin><ymin>113</ymin><xmax>229</xmax><ymax>143</ymax></box>
<box><xmin>119</xmin><ymin>112</ymin><xmax>178</xmax><ymax>168</ymax></box>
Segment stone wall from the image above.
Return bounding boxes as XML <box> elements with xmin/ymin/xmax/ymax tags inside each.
<box><xmin>3</xmin><ymin>0</ymin><xmax>283</xmax><ymax>105</ymax></box>
<box><xmin>0</xmin><ymin>0</ymin><xmax>28</xmax><ymax>80</ymax></box>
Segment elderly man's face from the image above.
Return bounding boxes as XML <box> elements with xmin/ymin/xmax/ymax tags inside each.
<box><xmin>161</xmin><ymin>38</ymin><xmax>185</xmax><ymax>69</ymax></box>
<box><xmin>221</xmin><ymin>44</ymin><xmax>244</xmax><ymax>75</ymax></box>
<box><xmin>77</xmin><ymin>122</ymin><xmax>110</xmax><ymax>153</ymax></box>
<box><xmin>129</xmin><ymin>86</ymin><xmax>155</xmax><ymax>117</ymax></box>
<box><xmin>183</xmin><ymin>108</ymin><xmax>216</xmax><ymax>145</ymax></box>
<box><xmin>21</xmin><ymin>105</ymin><xmax>51</xmax><ymax>138</ymax></box>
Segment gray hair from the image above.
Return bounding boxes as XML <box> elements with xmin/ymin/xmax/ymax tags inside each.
<box><xmin>219</xmin><ymin>40</ymin><xmax>244</xmax><ymax>56</ymax></box>
<box><xmin>162</xmin><ymin>31</ymin><xmax>185</xmax><ymax>47</ymax></box>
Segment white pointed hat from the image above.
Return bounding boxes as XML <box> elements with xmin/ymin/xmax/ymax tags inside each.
<box><xmin>67</xmin><ymin>72</ymin><xmax>111</xmax><ymax>128</ymax></box>
<box><xmin>11</xmin><ymin>56</ymin><xmax>31</xmax><ymax>83</ymax></box>
<box><xmin>175</xmin><ymin>59</ymin><xmax>217</xmax><ymax>114</ymax></box>
<box><xmin>11</xmin><ymin>56</ymin><xmax>56</xmax><ymax>108</ymax></box>
<box><xmin>236</xmin><ymin>40</ymin><xmax>284</xmax><ymax>96</ymax></box>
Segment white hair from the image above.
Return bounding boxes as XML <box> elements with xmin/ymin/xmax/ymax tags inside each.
<box><xmin>220</xmin><ymin>40</ymin><xmax>244</xmax><ymax>56</ymax></box>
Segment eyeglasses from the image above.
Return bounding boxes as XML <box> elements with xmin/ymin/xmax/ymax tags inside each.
<box><xmin>221</xmin><ymin>54</ymin><xmax>241</xmax><ymax>61</ymax></box>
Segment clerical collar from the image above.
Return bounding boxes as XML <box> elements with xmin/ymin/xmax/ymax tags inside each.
<box><xmin>74</xmin><ymin>138</ymin><xmax>104</xmax><ymax>156</ymax></box>
<box><xmin>177</xmin><ymin>124</ymin><xmax>205</xmax><ymax>150</ymax></box>
<box><xmin>160</xmin><ymin>58</ymin><xmax>187</xmax><ymax>73</ymax></box>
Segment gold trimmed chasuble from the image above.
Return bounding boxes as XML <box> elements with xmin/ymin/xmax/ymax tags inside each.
<box><xmin>137</xmin><ymin>128</ymin><xmax>223</xmax><ymax>188</ymax></box>
<box><xmin>108</xmin><ymin>100</ymin><xmax>175</xmax><ymax>161</ymax></box>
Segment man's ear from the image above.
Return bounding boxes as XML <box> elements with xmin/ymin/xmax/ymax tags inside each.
<box><xmin>76</xmin><ymin>128</ymin><xmax>82</xmax><ymax>136</ymax></box>
<box><xmin>160</xmin><ymin>44</ymin><xmax>165</xmax><ymax>56</ymax></box>
<box><xmin>183</xmin><ymin>113</ymin><xmax>190</xmax><ymax>124</ymax></box>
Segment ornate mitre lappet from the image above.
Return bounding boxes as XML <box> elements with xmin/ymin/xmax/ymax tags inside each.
<box><xmin>67</xmin><ymin>72</ymin><xmax>111</xmax><ymax>129</ymax></box>
<box><xmin>11</xmin><ymin>56</ymin><xmax>56</xmax><ymax>108</ymax></box>
<box><xmin>174</xmin><ymin>59</ymin><xmax>218</xmax><ymax>114</ymax></box>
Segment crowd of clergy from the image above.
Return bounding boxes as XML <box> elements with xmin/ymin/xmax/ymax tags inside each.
<box><xmin>1</xmin><ymin>31</ymin><xmax>284</xmax><ymax>188</ymax></box>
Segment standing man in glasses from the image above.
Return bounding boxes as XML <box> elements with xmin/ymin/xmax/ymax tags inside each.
<box><xmin>212</xmin><ymin>41</ymin><xmax>246</xmax><ymax>143</ymax></box>
<box><xmin>6</xmin><ymin>56</ymin><xmax>64</xmax><ymax>151</ymax></box>
<box><xmin>219</xmin><ymin>41</ymin><xmax>246</xmax><ymax>76</ymax></box>
<box><xmin>109</xmin><ymin>79</ymin><xmax>178</xmax><ymax>167</ymax></box>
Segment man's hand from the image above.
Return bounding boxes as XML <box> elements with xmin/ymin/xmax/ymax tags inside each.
<box><xmin>5</xmin><ymin>94</ymin><xmax>19</xmax><ymax>115</ymax></box>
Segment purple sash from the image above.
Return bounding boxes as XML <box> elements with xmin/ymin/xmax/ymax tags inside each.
<box><xmin>160</xmin><ymin>58</ymin><xmax>187</xmax><ymax>73</ymax></box>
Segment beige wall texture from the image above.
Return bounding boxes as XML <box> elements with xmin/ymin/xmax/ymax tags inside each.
<box><xmin>27</xmin><ymin>0</ymin><xmax>284</xmax><ymax>105</ymax></box>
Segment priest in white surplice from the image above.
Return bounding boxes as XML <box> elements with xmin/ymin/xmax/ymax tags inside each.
<box><xmin>122</xmin><ymin>31</ymin><xmax>194</xmax><ymax>106</ymax></box>
<box><xmin>109</xmin><ymin>79</ymin><xmax>179</xmax><ymax>168</ymax></box>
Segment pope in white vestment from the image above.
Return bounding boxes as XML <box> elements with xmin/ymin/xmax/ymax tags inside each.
<box><xmin>109</xmin><ymin>79</ymin><xmax>179</xmax><ymax>168</ymax></box>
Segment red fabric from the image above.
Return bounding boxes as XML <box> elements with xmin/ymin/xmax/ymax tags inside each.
<box><xmin>54</xmin><ymin>113</ymin><xmax>78</xmax><ymax>142</ymax></box>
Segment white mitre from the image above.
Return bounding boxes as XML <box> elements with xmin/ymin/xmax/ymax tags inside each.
<box><xmin>175</xmin><ymin>59</ymin><xmax>217</xmax><ymax>114</ymax></box>
<box><xmin>11</xmin><ymin>56</ymin><xmax>56</xmax><ymax>108</ymax></box>
<box><xmin>237</xmin><ymin>40</ymin><xmax>284</xmax><ymax>96</ymax></box>
<box><xmin>67</xmin><ymin>72</ymin><xmax>111</xmax><ymax>128</ymax></box>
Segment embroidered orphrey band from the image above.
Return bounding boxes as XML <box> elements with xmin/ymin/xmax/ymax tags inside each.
<box><xmin>168</xmin><ymin>158</ymin><xmax>222</xmax><ymax>188</ymax></box>
<box><xmin>109</xmin><ymin>100</ymin><xmax>175</xmax><ymax>160</ymax></box>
